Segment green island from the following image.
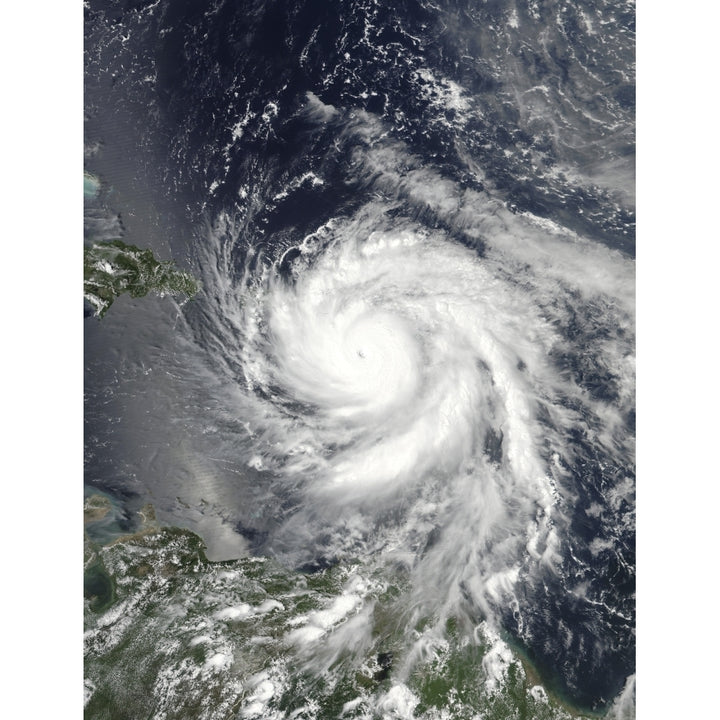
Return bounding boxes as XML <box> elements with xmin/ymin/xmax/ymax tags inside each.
<box><xmin>84</xmin><ymin>239</ymin><xmax>199</xmax><ymax>318</ymax></box>
<box><xmin>84</xmin><ymin>508</ymin><xmax>629</xmax><ymax>720</ymax></box>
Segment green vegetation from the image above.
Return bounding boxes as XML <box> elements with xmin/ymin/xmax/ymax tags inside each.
<box><xmin>84</xmin><ymin>239</ymin><xmax>199</xmax><ymax>318</ymax></box>
<box><xmin>84</xmin><ymin>525</ymin><xmax>619</xmax><ymax>720</ymax></box>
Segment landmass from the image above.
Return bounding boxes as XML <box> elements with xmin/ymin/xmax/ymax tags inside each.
<box><xmin>84</xmin><ymin>514</ymin><xmax>632</xmax><ymax>719</ymax></box>
<box><xmin>84</xmin><ymin>494</ymin><xmax>111</xmax><ymax>524</ymax></box>
<box><xmin>84</xmin><ymin>239</ymin><xmax>199</xmax><ymax>318</ymax></box>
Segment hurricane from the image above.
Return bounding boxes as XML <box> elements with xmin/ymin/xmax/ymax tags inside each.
<box><xmin>165</xmin><ymin>110</ymin><xmax>634</xmax><ymax>709</ymax></box>
<box><xmin>84</xmin><ymin>1</ymin><xmax>635</xmax><ymax>718</ymax></box>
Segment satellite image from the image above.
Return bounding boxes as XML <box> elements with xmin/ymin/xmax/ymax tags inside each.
<box><xmin>83</xmin><ymin>1</ymin><xmax>635</xmax><ymax>718</ymax></box>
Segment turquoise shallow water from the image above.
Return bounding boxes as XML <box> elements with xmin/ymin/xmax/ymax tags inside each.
<box><xmin>84</xmin><ymin>172</ymin><xmax>100</xmax><ymax>199</ymax></box>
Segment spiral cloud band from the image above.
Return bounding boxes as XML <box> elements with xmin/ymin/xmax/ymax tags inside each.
<box><xmin>246</xmin><ymin>226</ymin><xmax>553</xmax><ymax>506</ymax></box>
<box><xmin>138</xmin><ymin>98</ymin><xmax>638</xmax><ymax>712</ymax></box>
